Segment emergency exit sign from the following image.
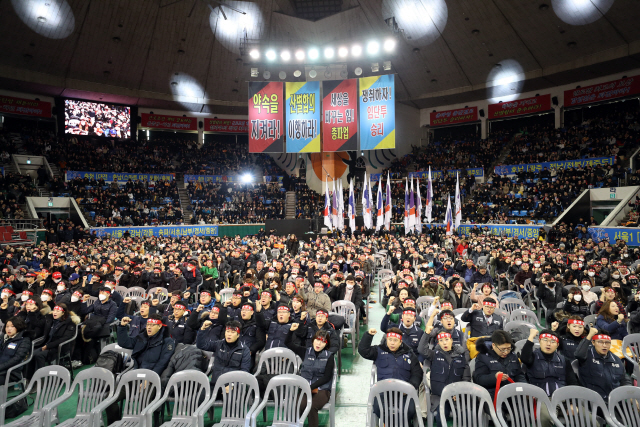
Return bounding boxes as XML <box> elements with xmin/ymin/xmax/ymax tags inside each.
<box><xmin>610</xmin><ymin>193</ymin><xmax>616</xmax><ymax>199</ymax></box>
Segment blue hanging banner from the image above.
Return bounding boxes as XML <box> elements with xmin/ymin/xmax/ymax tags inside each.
<box><xmin>67</xmin><ymin>171</ymin><xmax>174</xmax><ymax>182</ymax></box>
<box><xmin>91</xmin><ymin>225</ymin><xmax>219</xmax><ymax>238</ymax></box>
<box><xmin>588</xmin><ymin>227</ymin><xmax>640</xmax><ymax>245</ymax></box>
<box><xmin>494</xmin><ymin>157</ymin><xmax>615</xmax><ymax>176</ymax></box>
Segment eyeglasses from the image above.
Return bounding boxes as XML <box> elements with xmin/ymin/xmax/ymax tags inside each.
<box><xmin>494</xmin><ymin>345</ymin><xmax>512</xmax><ymax>353</ymax></box>
<box><xmin>594</xmin><ymin>340</ymin><xmax>611</xmax><ymax>346</ymax></box>
<box><xmin>540</xmin><ymin>338</ymin><xmax>558</xmax><ymax>344</ymax></box>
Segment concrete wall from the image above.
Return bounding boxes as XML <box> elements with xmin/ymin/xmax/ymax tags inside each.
<box><xmin>590</xmin><ymin>186</ymin><xmax>640</xmax><ymax>201</ymax></box>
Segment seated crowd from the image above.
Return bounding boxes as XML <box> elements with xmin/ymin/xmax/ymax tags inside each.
<box><xmin>0</xmin><ymin>172</ymin><xmax>36</xmax><ymax>220</ymax></box>
<box><xmin>0</xmin><ymin>223</ymin><xmax>638</xmax><ymax>425</ymax></box>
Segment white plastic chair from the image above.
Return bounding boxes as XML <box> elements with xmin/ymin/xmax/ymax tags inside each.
<box><xmin>41</xmin><ymin>367</ymin><xmax>115</xmax><ymax>427</ymax></box>
<box><xmin>622</xmin><ymin>333</ymin><xmax>640</xmax><ymax>381</ymax></box>
<box><xmin>126</xmin><ymin>286</ymin><xmax>146</xmax><ymax>298</ymax></box>
<box><xmin>251</xmin><ymin>374</ymin><xmax>312</xmax><ymax>427</ymax></box>
<box><xmin>145</xmin><ymin>371</ymin><xmax>211</xmax><ymax>427</ymax></box>
<box><xmin>440</xmin><ymin>382</ymin><xmax>500</xmax><ymax>427</ymax></box>
<box><xmin>114</xmin><ymin>286</ymin><xmax>128</xmax><ymax>298</ymax></box>
<box><xmin>509</xmin><ymin>309</ymin><xmax>542</xmax><ymax>329</ymax></box>
<box><xmin>0</xmin><ymin>365</ymin><xmax>70</xmax><ymax>427</ymax></box>
<box><xmin>198</xmin><ymin>371</ymin><xmax>260</xmax><ymax>427</ymax></box>
<box><xmin>608</xmin><ymin>385</ymin><xmax>640</xmax><ymax>427</ymax></box>
<box><xmin>504</xmin><ymin>321</ymin><xmax>537</xmax><ymax>342</ymax></box>
<box><xmin>0</xmin><ymin>341</ymin><xmax>33</xmax><ymax>408</ymax></box>
<box><xmin>319</xmin><ymin>356</ymin><xmax>338</xmax><ymax>427</ymax></box>
<box><xmin>550</xmin><ymin>385</ymin><xmax>616</xmax><ymax>427</ymax></box>
<box><xmin>147</xmin><ymin>286</ymin><xmax>169</xmax><ymax>303</ymax></box>
<box><xmin>500</xmin><ymin>298</ymin><xmax>526</xmax><ymax>316</ymax></box>
<box><xmin>331</xmin><ymin>300</ymin><xmax>358</xmax><ymax>356</ymax></box>
<box><xmin>416</xmin><ymin>296</ymin><xmax>437</xmax><ymax>314</ymax></box>
<box><xmin>218</xmin><ymin>288</ymin><xmax>235</xmax><ymax>304</ymax></box>
<box><xmin>495</xmin><ymin>382</ymin><xmax>553</xmax><ymax>427</ymax></box>
<box><xmin>366</xmin><ymin>379</ymin><xmax>424</xmax><ymax>427</ymax></box>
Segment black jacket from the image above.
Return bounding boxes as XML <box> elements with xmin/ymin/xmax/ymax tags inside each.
<box><xmin>473</xmin><ymin>337</ymin><xmax>526</xmax><ymax>397</ymax></box>
<box><xmin>0</xmin><ymin>331</ymin><xmax>31</xmax><ymax>382</ymax></box>
<box><xmin>357</xmin><ymin>331</ymin><xmax>422</xmax><ymax>389</ymax></box>
<box><xmin>327</xmin><ymin>283</ymin><xmax>363</xmax><ymax>310</ymax></box>
<box><xmin>160</xmin><ymin>343</ymin><xmax>208</xmax><ymax>389</ymax></box>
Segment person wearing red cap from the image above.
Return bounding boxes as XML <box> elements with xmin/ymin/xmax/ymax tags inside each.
<box><xmin>574</xmin><ymin>327</ymin><xmax>631</xmax><ymax>400</ymax></box>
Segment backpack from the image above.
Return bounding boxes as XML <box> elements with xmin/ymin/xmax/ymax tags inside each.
<box><xmin>5</xmin><ymin>396</ymin><xmax>28</xmax><ymax>419</ymax></box>
<box><xmin>95</xmin><ymin>350</ymin><xmax>125</xmax><ymax>376</ymax></box>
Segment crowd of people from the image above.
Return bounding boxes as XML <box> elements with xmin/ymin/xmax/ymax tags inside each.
<box><xmin>0</xmin><ymin>222</ymin><xmax>637</xmax><ymax>425</ymax></box>
<box><xmin>188</xmin><ymin>181</ymin><xmax>286</xmax><ymax>224</ymax></box>
<box><xmin>61</xmin><ymin>177</ymin><xmax>183</xmax><ymax>227</ymax></box>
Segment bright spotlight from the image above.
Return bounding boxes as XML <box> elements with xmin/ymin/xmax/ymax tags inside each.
<box><xmin>496</xmin><ymin>74</ymin><xmax>517</xmax><ymax>87</ymax></box>
<box><xmin>265</xmin><ymin>50</ymin><xmax>276</xmax><ymax>61</ymax></box>
<box><xmin>383</xmin><ymin>38</ymin><xmax>396</xmax><ymax>52</ymax></box>
<box><xmin>308</xmin><ymin>48</ymin><xmax>319</xmax><ymax>60</ymax></box>
<box><xmin>338</xmin><ymin>47</ymin><xmax>348</xmax><ymax>58</ymax></box>
<box><xmin>351</xmin><ymin>45</ymin><xmax>362</xmax><ymax>57</ymax></box>
<box><xmin>241</xmin><ymin>173</ymin><xmax>253</xmax><ymax>183</ymax></box>
<box><xmin>249</xmin><ymin>49</ymin><xmax>260</xmax><ymax>59</ymax></box>
<box><xmin>281</xmin><ymin>50</ymin><xmax>291</xmax><ymax>61</ymax></box>
<box><xmin>367</xmin><ymin>41</ymin><xmax>380</xmax><ymax>55</ymax></box>
<box><xmin>324</xmin><ymin>47</ymin><xmax>334</xmax><ymax>59</ymax></box>
<box><xmin>295</xmin><ymin>50</ymin><xmax>305</xmax><ymax>60</ymax></box>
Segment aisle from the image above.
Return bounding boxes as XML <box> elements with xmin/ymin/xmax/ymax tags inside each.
<box><xmin>334</xmin><ymin>280</ymin><xmax>385</xmax><ymax>424</ymax></box>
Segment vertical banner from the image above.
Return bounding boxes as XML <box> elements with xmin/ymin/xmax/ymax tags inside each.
<box><xmin>322</xmin><ymin>79</ymin><xmax>358</xmax><ymax>152</ymax></box>
<box><xmin>285</xmin><ymin>81</ymin><xmax>321</xmax><ymax>153</ymax></box>
<box><xmin>248</xmin><ymin>82</ymin><xmax>284</xmax><ymax>153</ymax></box>
<box><xmin>359</xmin><ymin>74</ymin><xmax>395</xmax><ymax>150</ymax></box>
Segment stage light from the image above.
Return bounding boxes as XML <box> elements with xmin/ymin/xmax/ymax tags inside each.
<box><xmin>338</xmin><ymin>47</ymin><xmax>348</xmax><ymax>58</ymax></box>
<box><xmin>281</xmin><ymin>50</ymin><xmax>291</xmax><ymax>61</ymax></box>
<box><xmin>383</xmin><ymin>61</ymin><xmax>391</xmax><ymax>71</ymax></box>
<box><xmin>355</xmin><ymin>67</ymin><xmax>363</xmax><ymax>76</ymax></box>
<box><xmin>11</xmin><ymin>0</ymin><xmax>75</xmax><ymax>39</ymax></box>
<box><xmin>241</xmin><ymin>173</ymin><xmax>253</xmax><ymax>183</ymax></box>
<box><xmin>279</xmin><ymin>71</ymin><xmax>287</xmax><ymax>79</ymax></box>
<box><xmin>367</xmin><ymin>41</ymin><xmax>380</xmax><ymax>55</ymax></box>
<box><xmin>263</xmin><ymin>70</ymin><xmax>271</xmax><ymax>79</ymax></box>
<box><xmin>293</xmin><ymin>70</ymin><xmax>302</xmax><ymax>77</ymax></box>
<box><xmin>265</xmin><ymin>50</ymin><xmax>276</xmax><ymax>61</ymax></box>
<box><xmin>295</xmin><ymin>50</ymin><xmax>305</xmax><ymax>60</ymax></box>
<box><xmin>383</xmin><ymin>38</ymin><xmax>396</xmax><ymax>52</ymax></box>
<box><xmin>371</xmin><ymin>63</ymin><xmax>379</xmax><ymax>72</ymax></box>
<box><xmin>486</xmin><ymin>59</ymin><xmax>524</xmax><ymax>102</ymax></box>
<box><xmin>250</xmin><ymin>68</ymin><xmax>259</xmax><ymax>77</ymax></box>
<box><xmin>249</xmin><ymin>49</ymin><xmax>260</xmax><ymax>59</ymax></box>
<box><xmin>351</xmin><ymin>45</ymin><xmax>362</xmax><ymax>57</ymax></box>
<box><xmin>552</xmin><ymin>0</ymin><xmax>613</xmax><ymax>25</ymax></box>
<box><xmin>324</xmin><ymin>47</ymin><xmax>334</xmax><ymax>59</ymax></box>
<box><xmin>383</xmin><ymin>0</ymin><xmax>448</xmax><ymax>47</ymax></box>
<box><xmin>308</xmin><ymin>48</ymin><xmax>319</xmax><ymax>60</ymax></box>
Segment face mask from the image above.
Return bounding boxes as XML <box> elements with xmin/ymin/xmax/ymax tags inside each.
<box><xmin>588</xmin><ymin>272</ymin><xmax>595</xmax><ymax>277</ymax></box>
<box><xmin>21</xmin><ymin>295</ymin><xmax>28</xmax><ymax>301</ymax></box>
<box><xmin>573</xmin><ymin>294</ymin><xmax>582</xmax><ymax>302</ymax></box>
<box><xmin>99</xmin><ymin>294</ymin><xmax>107</xmax><ymax>301</ymax></box>
<box><xmin>53</xmin><ymin>278</ymin><xmax>61</xmax><ymax>283</ymax></box>
<box><xmin>534</xmin><ymin>263</ymin><xmax>540</xmax><ymax>268</ymax></box>
<box><xmin>0</xmin><ymin>293</ymin><xmax>7</xmax><ymax>299</ymax></box>
<box><xmin>578</xmin><ymin>263</ymin><xmax>583</xmax><ymax>268</ymax></box>
<box><xmin>57</xmin><ymin>285</ymin><xmax>65</xmax><ymax>292</ymax></box>
<box><xmin>41</xmin><ymin>294</ymin><xmax>49</xmax><ymax>301</ymax></box>
<box><xmin>346</xmin><ymin>284</ymin><xmax>354</xmax><ymax>289</ymax></box>
<box><xmin>70</xmin><ymin>296</ymin><xmax>79</xmax><ymax>303</ymax></box>
<box><xmin>516</xmin><ymin>261</ymin><xmax>522</xmax><ymax>266</ymax></box>
<box><xmin>624</xmin><ymin>254</ymin><xmax>629</xmax><ymax>258</ymax></box>
<box><xmin>582</xmin><ymin>285</ymin><xmax>590</xmax><ymax>291</ymax></box>
<box><xmin>613</xmin><ymin>274</ymin><xmax>620</xmax><ymax>279</ymax></box>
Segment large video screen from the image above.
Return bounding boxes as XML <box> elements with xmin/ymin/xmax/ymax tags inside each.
<box><xmin>64</xmin><ymin>99</ymin><xmax>131</xmax><ymax>138</ymax></box>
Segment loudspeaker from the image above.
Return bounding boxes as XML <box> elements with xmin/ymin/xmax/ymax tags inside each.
<box><xmin>199</xmin><ymin>121</ymin><xmax>203</xmax><ymax>129</ymax></box>
<box><xmin>479</xmin><ymin>109</ymin><xmax>485</xmax><ymax>117</ymax></box>
<box><xmin>552</xmin><ymin>96</ymin><xmax>558</xmax><ymax>106</ymax></box>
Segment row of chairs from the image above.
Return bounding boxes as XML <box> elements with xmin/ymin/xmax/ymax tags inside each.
<box><xmin>367</xmin><ymin>379</ymin><xmax>640</xmax><ymax>427</ymax></box>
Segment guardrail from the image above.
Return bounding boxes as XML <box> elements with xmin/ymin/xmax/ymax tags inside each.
<box><xmin>0</xmin><ymin>219</ymin><xmax>44</xmax><ymax>230</ymax></box>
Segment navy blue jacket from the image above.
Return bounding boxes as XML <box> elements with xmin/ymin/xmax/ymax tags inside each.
<box><xmin>460</xmin><ymin>309</ymin><xmax>504</xmax><ymax>338</ymax></box>
<box><xmin>473</xmin><ymin>337</ymin><xmax>526</xmax><ymax>397</ymax></box>
<box><xmin>82</xmin><ymin>299</ymin><xmax>118</xmax><ymax>323</ymax></box>
<box><xmin>357</xmin><ymin>331</ymin><xmax>422</xmax><ymax>389</ymax></box>
<box><xmin>380</xmin><ymin>313</ymin><xmax>424</xmax><ymax>361</ymax></box>
<box><xmin>422</xmin><ymin>344</ymin><xmax>469</xmax><ymax>396</ymax></box>
<box><xmin>117</xmin><ymin>325</ymin><xmax>175</xmax><ymax>375</ymax></box>
<box><xmin>575</xmin><ymin>339</ymin><xmax>631</xmax><ymax>400</ymax></box>
<box><xmin>195</xmin><ymin>335</ymin><xmax>251</xmax><ymax>386</ymax></box>
<box><xmin>0</xmin><ymin>331</ymin><xmax>31</xmax><ymax>382</ymax></box>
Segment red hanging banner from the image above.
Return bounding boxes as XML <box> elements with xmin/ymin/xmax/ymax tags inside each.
<box><xmin>430</xmin><ymin>107</ymin><xmax>478</xmax><ymax>127</ymax></box>
<box><xmin>564</xmin><ymin>75</ymin><xmax>640</xmax><ymax>107</ymax></box>
<box><xmin>488</xmin><ymin>95</ymin><xmax>551</xmax><ymax>119</ymax></box>
<box><xmin>0</xmin><ymin>95</ymin><xmax>51</xmax><ymax>118</ymax></box>
<box><xmin>248</xmin><ymin>82</ymin><xmax>284</xmax><ymax>153</ymax></box>
<box><xmin>322</xmin><ymin>79</ymin><xmax>358</xmax><ymax>152</ymax></box>
<box><xmin>204</xmin><ymin>118</ymin><xmax>248</xmax><ymax>133</ymax></box>
<box><xmin>140</xmin><ymin>113</ymin><xmax>197</xmax><ymax>131</ymax></box>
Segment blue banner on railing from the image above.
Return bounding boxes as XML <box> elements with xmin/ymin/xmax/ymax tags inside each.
<box><xmin>494</xmin><ymin>157</ymin><xmax>615</xmax><ymax>176</ymax></box>
<box><xmin>588</xmin><ymin>227</ymin><xmax>640</xmax><ymax>245</ymax></box>
<box><xmin>409</xmin><ymin>168</ymin><xmax>484</xmax><ymax>180</ymax></box>
<box><xmin>91</xmin><ymin>225</ymin><xmax>219</xmax><ymax>238</ymax></box>
<box><xmin>184</xmin><ymin>175</ymin><xmax>283</xmax><ymax>184</ymax></box>
<box><xmin>401</xmin><ymin>223</ymin><xmax>542</xmax><ymax>239</ymax></box>
<box><xmin>67</xmin><ymin>171</ymin><xmax>174</xmax><ymax>182</ymax></box>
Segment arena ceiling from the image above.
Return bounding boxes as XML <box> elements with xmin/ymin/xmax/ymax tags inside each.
<box><xmin>0</xmin><ymin>0</ymin><xmax>639</xmax><ymax>115</ymax></box>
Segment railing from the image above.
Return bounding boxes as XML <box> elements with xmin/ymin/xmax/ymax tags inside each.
<box><xmin>0</xmin><ymin>218</ymin><xmax>44</xmax><ymax>230</ymax></box>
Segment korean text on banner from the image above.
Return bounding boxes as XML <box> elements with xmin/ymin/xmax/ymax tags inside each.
<box><xmin>286</xmin><ymin>81</ymin><xmax>321</xmax><ymax>153</ymax></box>
<box><xmin>66</xmin><ymin>171</ymin><xmax>173</xmax><ymax>182</ymax></box>
<box><xmin>204</xmin><ymin>118</ymin><xmax>248</xmax><ymax>133</ymax></box>
<box><xmin>494</xmin><ymin>157</ymin><xmax>615</xmax><ymax>175</ymax></box>
<box><xmin>0</xmin><ymin>95</ymin><xmax>51</xmax><ymax>118</ymax></box>
<box><xmin>359</xmin><ymin>74</ymin><xmax>395</xmax><ymax>150</ymax></box>
<box><xmin>140</xmin><ymin>113</ymin><xmax>197</xmax><ymax>131</ymax></box>
<box><xmin>249</xmin><ymin>82</ymin><xmax>284</xmax><ymax>153</ymax></box>
<box><xmin>430</xmin><ymin>107</ymin><xmax>477</xmax><ymax>127</ymax></box>
<box><xmin>588</xmin><ymin>227</ymin><xmax>640</xmax><ymax>245</ymax></box>
<box><xmin>564</xmin><ymin>75</ymin><xmax>640</xmax><ymax>107</ymax></box>
<box><xmin>488</xmin><ymin>95</ymin><xmax>551</xmax><ymax>119</ymax></box>
<box><xmin>91</xmin><ymin>225</ymin><xmax>218</xmax><ymax>239</ymax></box>
<box><xmin>322</xmin><ymin>79</ymin><xmax>358</xmax><ymax>152</ymax></box>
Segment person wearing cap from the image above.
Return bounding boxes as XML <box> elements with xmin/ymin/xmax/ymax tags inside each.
<box><xmin>0</xmin><ymin>316</ymin><xmax>32</xmax><ymax>386</ymax></box>
<box><xmin>164</xmin><ymin>300</ymin><xmax>194</xmax><ymax>345</ymax></box>
<box><xmin>574</xmin><ymin>327</ymin><xmax>631</xmax><ymax>400</ymax></box>
<box><xmin>285</xmin><ymin>324</ymin><xmax>334</xmax><ymax>427</ymax></box>
<box><xmin>419</xmin><ymin>276</ymin><xmax>444</xmax><ymax>299</ymax></box>
<box><xmin>299</xmin><ymin>273</ymin><xmax>332</xmax><ymax>319</ymax></box>
<box><xmin>17</xmin><ymin>272</ymin><xmax>38</xmax><ymax>295</ymax></box>
<box><xmin>473</xmin><ymin>330</ymin><xmax>526</xmax><ymax>399</ymax></box>
<box><xmin>31</xmin><ymin>303</ymin><xmax>81</xmax><ymax>375</ymax></box>
<box><xmin>358</xmin><ymin>327</ymin><xmax>422</xmax><ymax>421</ymax></box>
<box><xmin>421</xmin><ymin>330</ymin><xmax>470</xmax><ymax>427</ymax></box>
<box><xmin>460</xmin><ymin>298</ymin><xmax>504</xmax><ymax>338</ymax></box>
<box><xmin>296</xmin><ymin>308</ymin><xmax>339</xmax><ymax>354</ymax></box>
<box><xmin>259</xmin><ymin>304</ymin><xmax>294</xmax><ymax>349</ymax></box>
<box><xmin>197</xmin><ymin>319</ymin><xmax>251</xmax><ymax>390</ymax></box>
<box><xmin>381</xmin><ymin>306</ymin><xmax>424</xmax><ymax>361</ymax></box>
